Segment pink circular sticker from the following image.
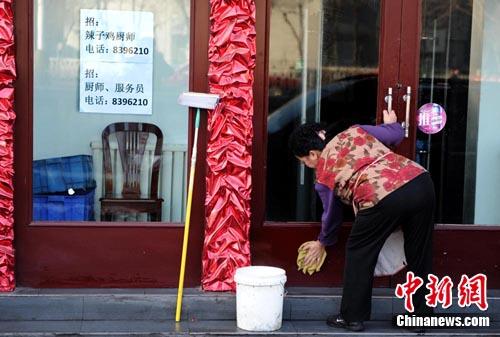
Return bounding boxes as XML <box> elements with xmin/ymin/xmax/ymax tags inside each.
<box><xmin>417</xmin><ymin>103</ymin><xmax>447</xmax><ymax>134</ymax></box>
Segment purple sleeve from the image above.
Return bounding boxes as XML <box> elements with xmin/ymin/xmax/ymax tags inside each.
<box><xmin>359</xmin><ymin>122</ymin><xmax>404</xmax><ymax>147</ymax></box>
<box><xmin>315</xmin><ymin>182</ymin><xmax>343</xmax><ymax>246</ymax></box>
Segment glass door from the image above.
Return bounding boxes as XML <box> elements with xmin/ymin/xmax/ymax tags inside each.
<box><xmin>252</xmin><ymin>0</ymin><xmax>413</xmax><ymax>285</ymax></box>
<box><xmin>417</xmin><ymin>0</ymin><xmax>500</xmax><ymax>225</ymax></box>
<box><xmin>266</xmin><ymin>0</ymin><xmax>380</xmax><ymax>222</ymax></box>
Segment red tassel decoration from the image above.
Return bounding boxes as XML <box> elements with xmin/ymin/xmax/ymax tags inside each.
<box><xmin>0</xmin><ymin>0</ymin><xmax>16</xmax><ymax>292</ymax></box>
<box><xmin>202</xmin><ymin>0</ymin><xmax>256</xmax><ymax>291</ymax></box>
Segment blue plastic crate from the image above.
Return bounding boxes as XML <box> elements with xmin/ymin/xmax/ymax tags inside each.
<box><xmin>33</xmin><ymin>155</ymin><xmax>96</xmax><ymax>194</ymax></box>
<box><xmin>33</xmin><ymin>188</ymin><xmax>95</xmax><ymax>221</ymax></box>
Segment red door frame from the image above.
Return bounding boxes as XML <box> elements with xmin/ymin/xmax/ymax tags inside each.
<box><xmin>251</xmin><ymin>0</ymin><xmax>500</xmax><ymax>288</ymax></box>
<box><xmin>13</xmin><ymin>0</ymin><xmax>209</xmax><ymax>287</ymax></box>
<box><xmin>12</xmin><ymin>0</ymin><xmax>500</xmax><ymax>288</ymax></box>
<box><xmin>250</xmin><ymin>0</ymin><xmax>405</xmax><ymax>287</ymax></box>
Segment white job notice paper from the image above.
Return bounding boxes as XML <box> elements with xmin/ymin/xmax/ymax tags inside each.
<box><xmin>79</xmin><ymin>9</ymin><xmax>153</xmax><ymax>114</ymax></box>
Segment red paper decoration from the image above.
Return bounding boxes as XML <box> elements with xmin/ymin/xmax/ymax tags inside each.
<box><xmin>0</xmin><ymin>0</ymin><xmax>15</xmax><ymax>292</ymax></box>
<box><xmin>202</xmin><ymin>0</ymin><xmax>256</xmax><ymax>291</ymax></box>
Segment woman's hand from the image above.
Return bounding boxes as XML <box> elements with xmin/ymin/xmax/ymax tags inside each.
<box><xmin>302</xmin><ymin>240</ymin><xmax>325</xmax><ymax>266</ymax></box>
<box><xmin>383</xmin><ymin>109</ymin><xmax>398</xmax><ymax>124</ymax></box>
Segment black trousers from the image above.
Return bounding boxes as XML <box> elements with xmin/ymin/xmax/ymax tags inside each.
<box><xmin>340</xmin><ymin>172</ymin><xmax>435</xmax><ymax>322</ymax></box>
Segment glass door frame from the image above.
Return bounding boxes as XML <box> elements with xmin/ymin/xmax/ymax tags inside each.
<box><xmin>252</xmin><ymin>0</ymin><xmax>421</xmax><ymax>228</ymax></box>
<box><xmin>250</xmin><ymin>0</ymin><xmax>418</xmax><ymax>286</ymax></box>
<box><xmin>252</xmin><ymin>0</ymin><xmax>500</xmax><ymax>288</ymax></box>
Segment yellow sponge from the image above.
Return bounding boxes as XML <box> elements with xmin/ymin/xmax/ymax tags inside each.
<box><xmin>296</xmin><ymin>241</ymin><xmax>327</xmax><ymax>275</ymax></box>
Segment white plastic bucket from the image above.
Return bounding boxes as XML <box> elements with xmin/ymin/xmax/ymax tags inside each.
<box><xmin>234</xmin><ymin>266</ymin><xmax>287</xmax><ymax>331</ymax></box>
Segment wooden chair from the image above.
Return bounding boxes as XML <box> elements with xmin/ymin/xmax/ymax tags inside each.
<box><xmin>100</xmin><ymin>122</ymin><xmax>164</xmax><ymax>221</ymax></box>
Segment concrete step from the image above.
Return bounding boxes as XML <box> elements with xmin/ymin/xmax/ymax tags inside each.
<box><xmin>0</xmin><ymin>320</ymin><xmax>499</xmax><ymax>336</ymax></box>
<box><xmin>1</xmin><ymin>288</ymin><xmax>499</xmax><ymax>322</ymax></box>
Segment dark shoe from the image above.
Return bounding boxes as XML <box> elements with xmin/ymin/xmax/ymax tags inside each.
<box><xmin>326</xmin><ymin>314</ymin><xmax>365</xmax><ymax>332</ymax></box>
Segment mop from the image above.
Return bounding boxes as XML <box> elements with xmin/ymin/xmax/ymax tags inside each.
<box><xmin>175</xmin><ymin>92</ymin><xmax>219</xmax><ymax>322</ymax></box>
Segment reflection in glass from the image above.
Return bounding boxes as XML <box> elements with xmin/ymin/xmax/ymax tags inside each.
<box><xmin>418</xmin><ymin>0</ymin><xmax>500</xmax><ymax>224</ymax></box>
<box><xmin>33</xmin><ymin>0</ymin><xmax>190</xmax><ymax>222</ymax></box>
<box><xmin>267</xmin><ymin>0</ymin><xmax>380</xmax><ymax>221</ymax></box>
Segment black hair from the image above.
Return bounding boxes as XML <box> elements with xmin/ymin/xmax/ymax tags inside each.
<box><xmin>288</xmin><ymin>123</ymin><xmax>326</xmax><ymax>157</ymax></box>
<box><xmin>288</xmin><ymin>120</ymin><xmax>352</xmax><ymax>157</ymax></box>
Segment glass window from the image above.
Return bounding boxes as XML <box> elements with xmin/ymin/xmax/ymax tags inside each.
<box><xmin>33</xmin><ymin>0</ymin><xmax>190</xmax><ymax>223</ymax></box>
<box><xmin>266</xmin><ymin>0</ymin><xmax>380</xmax><ymax>222</ymax></box>
<box><xmin>418</xmin><ymin>0</ymin><xmax>500</xmax><ymax>224</ymax></box>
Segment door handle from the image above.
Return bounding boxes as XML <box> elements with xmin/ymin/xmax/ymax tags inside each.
<box><xmin>402</xmin><ymin>86</ymin><xmax>411</xmax><ymax>138</ymax></box>
<box><xmin>384</xmin><ymin>87</ymin><xmax>393</xmax><ymax>114</ymax></box>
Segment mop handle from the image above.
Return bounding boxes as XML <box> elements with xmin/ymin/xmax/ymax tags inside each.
<box><xmin>175</xmin><ymin>108</ymin><xmax>200</xmax><ymax>322</ymax></box>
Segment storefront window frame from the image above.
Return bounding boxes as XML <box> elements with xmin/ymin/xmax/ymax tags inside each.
<box><xmin>14</xmin><ymin>0</ymin><xmax>208</xmax><ymax>228</ymax></box>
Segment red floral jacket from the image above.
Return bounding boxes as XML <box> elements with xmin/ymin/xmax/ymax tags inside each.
<box><xmin>316</xmin><ymin>126</ymin><xmax>426</xmax><ymax>212</ymax></box>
